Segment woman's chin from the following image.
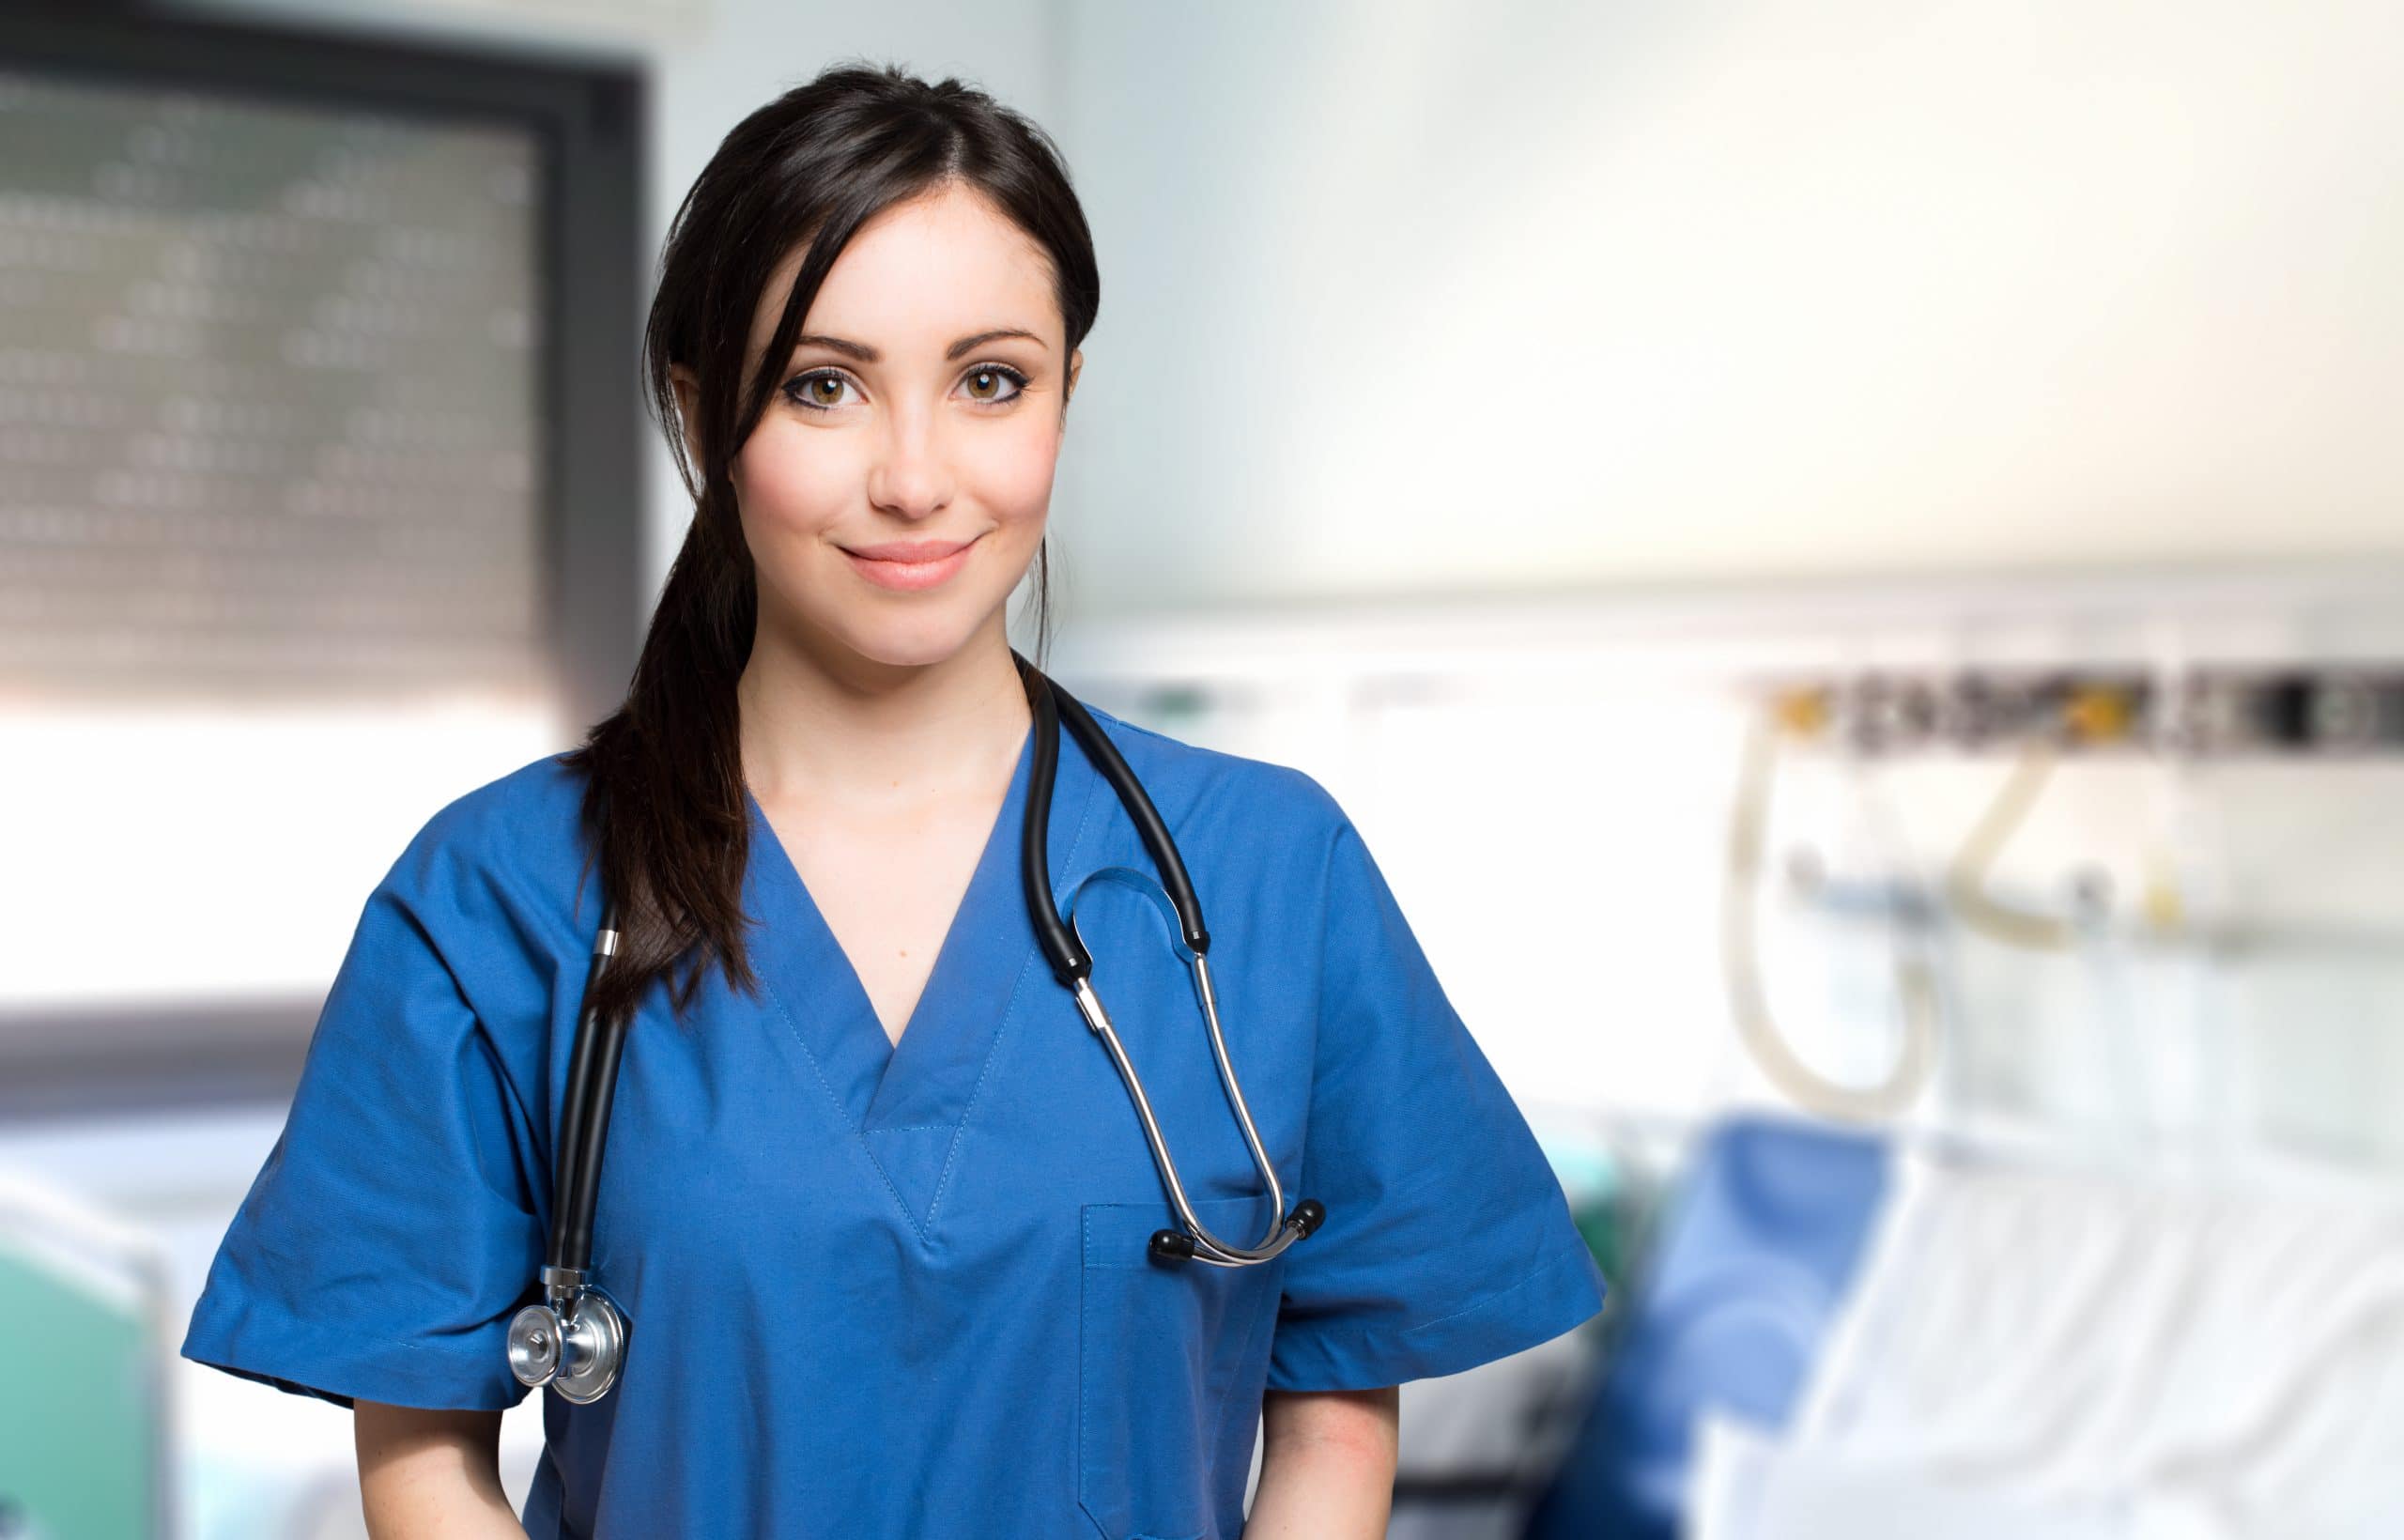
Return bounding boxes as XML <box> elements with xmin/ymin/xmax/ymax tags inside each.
<box><xmin>828</xmin><ymin>610</ymin><xmax>999</xmax><ymax>670</ymax></box>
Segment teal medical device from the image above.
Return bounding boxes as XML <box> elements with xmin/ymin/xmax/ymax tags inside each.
<box><xmin>0</xmin><ymin>1170</ymin><xmax>174</xmax><ymax>1540</ymax></box>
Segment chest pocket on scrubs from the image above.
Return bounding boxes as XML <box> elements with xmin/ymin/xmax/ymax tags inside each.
<box><xmin>1080</xmin><ymin>1196</ymin><xmax>1282</xmax><ymax>1540</ymax></box>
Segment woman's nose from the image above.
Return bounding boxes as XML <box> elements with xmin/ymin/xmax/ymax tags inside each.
<box><xmin>865</xmin><ymin>405</ymin><xmax>954</xmax><ymax>519</ymax></box>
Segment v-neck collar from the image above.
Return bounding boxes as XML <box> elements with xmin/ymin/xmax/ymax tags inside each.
<box><xmin>739</xmin><ymin>713</ymin><xmax>1109</xmax><ymax>1230</ymax></box>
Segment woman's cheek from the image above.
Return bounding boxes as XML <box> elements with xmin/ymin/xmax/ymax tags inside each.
<box><xmin>735</xmin><ymin>432</ymin><xmax>858</xmax><ymax>541</ymax></box>
<box><xmin>967</xmin><ymin>420</ymin><xmax>1062</xmax><ymax>524</ymax></box>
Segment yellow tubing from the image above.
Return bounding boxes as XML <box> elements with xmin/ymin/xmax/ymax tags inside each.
<box><xmin>1944</xmin><ymin>742</ymin><xmax>2074</xmax><ymax>951</ymax></box>
<box><xmin>1722</xmin><ymin>714</ymin><xmax>1940</xmax><ymax>1122</ymax></box>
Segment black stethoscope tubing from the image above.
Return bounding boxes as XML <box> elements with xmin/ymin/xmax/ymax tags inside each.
<box><xmin>513</xmin><ymin>651</ymin><xmax>1320</xmax><ymax>1403</ymax></box>
<box><xmin>547</xmin><ymin>651</ymin><xmax>1210</xmax><ymax>1274</ymax></box>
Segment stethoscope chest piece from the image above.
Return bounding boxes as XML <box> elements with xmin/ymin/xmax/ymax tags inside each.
<box><xmin>508</xmin><ymin>1282</ymin><xmax>628</xmax><ymax>1405</ymax></box>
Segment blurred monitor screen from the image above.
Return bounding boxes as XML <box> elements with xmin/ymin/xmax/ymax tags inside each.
<box><xmin>0</xmin><ymin>67</ymin><xmax>547</xmax><ymax>701</ymax></box>
<box><xmin>0</xmin><ymin>54</ymin><xmax>584</xmax><ymax>1030</ymax></box>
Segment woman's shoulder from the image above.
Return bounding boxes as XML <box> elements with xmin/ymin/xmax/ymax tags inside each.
<box><xmin>427</xmin><ymin>748</ymin><xmax>585</xmax><ymax>833</ymax></box>
<box><xmin>1079</xmin><ymin>701</ymin><xmax>1349</xmax><ymax>846</ymax></box>
<box><xmin>379</xmin><ymin>750</ymin><xmax>593</xmax><ymax>916</ymax></box>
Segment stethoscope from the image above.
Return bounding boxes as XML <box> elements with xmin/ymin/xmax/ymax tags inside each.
<box><xmin>507</xmin><ymin>650</ymin><xmax>1325</xmax><ymax>1403</ymax></box>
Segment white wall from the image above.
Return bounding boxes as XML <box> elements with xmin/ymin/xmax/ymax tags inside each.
<box><xmin>1045</xmin><ymin>0</ymin><xmax>2404</xmax><ymax>610</ymax></box>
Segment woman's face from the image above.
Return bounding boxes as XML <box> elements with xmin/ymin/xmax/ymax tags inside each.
<box><xmin>677</xmin><ymin>181</ymin><xmax>1080</xmax><ymax>671</ymax></box>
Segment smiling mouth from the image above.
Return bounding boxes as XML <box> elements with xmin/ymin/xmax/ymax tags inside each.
<box><xmin>840</xmin><ymin>534</ymin><xmax>981</xmax><ymax>562</ymax></box>
<box><xmin>840</xmin><ymin>531</ymin><xmax>983</xmax><ymax>591</ymax></box>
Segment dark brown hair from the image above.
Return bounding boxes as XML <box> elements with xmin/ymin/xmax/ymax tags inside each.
<box><xmin>561</xmin><ymin>61</ymin><xmax>1101</xmax><ymax>1032</ymax></box>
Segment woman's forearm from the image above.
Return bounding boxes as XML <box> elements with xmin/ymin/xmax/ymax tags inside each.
<box><xmin>1245</xmin><ymin>1385</ymin><xmax>1400</xmax><ymax>1538</ymax></box>
<box><xmin>354</xmin><ymin>1400</ymin><xmax>527</xmax><ymax>1537</ymax></box>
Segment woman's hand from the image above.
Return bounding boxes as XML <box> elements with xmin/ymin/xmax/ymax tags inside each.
<box><xmin>353</xmin><ymin>1400</ymin><xmax>527</xmax><ymax>1537</ymax></box>
<box><xmin>1245</xmin><ymin>1384</ymin><xmax>1401</xmax><ymax>1537</ymax></box>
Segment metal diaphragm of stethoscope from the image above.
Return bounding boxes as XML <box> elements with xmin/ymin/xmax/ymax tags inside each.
<box><xmin>507</xmin><ymin>649</ymin><xmax>1324</xmax><ymax>1404</ymax></box>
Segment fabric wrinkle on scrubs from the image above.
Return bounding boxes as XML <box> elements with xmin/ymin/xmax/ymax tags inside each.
<box><xmin>179</xmin><ymin>703</ymin><xmax>1608</xmax><ymax>1538</ymax></box>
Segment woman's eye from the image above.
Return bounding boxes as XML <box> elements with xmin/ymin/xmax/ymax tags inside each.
<box><xmin>960</xmin><ymin>363</ymin><xmax>1029</xmax><ymax>405</ymax></box>
<box><xmin>780</xmin><ymin>363</ymin><xmax>1027</xmax><ymax>414</ymax></box>
<box><xmin>782</xmin><ymin>370</ymin><xmax>858</xmax><ymax>412</ymax></box>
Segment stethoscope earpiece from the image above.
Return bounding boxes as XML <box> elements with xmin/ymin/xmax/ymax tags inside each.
<box><xmin>1148</xmin><ymin>1200</ymin><xmax>1326</xmax><ymax>1267</ymax></box>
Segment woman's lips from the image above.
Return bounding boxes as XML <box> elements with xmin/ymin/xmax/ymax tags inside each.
<box><xmin>841</xmin><ymin>532</ymin><xmax>981</xmax><ymax>592</ymax></box>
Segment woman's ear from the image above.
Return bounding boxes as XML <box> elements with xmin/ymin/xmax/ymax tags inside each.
<box><xmin>1062</xmin><ymin>347</ymin><xmax>1082</xmax><ymax>419</ymax></box>
<box><xmin>667</xmin><ymin>363</ymin><xmax>704</xmax><ymax>469</ymax></box>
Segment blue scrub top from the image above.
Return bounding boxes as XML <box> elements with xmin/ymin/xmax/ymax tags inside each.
<box><xmin>181</xmin><ymin>704</ymin><xmax>1607</xmax><ymax>1538</ymax></box>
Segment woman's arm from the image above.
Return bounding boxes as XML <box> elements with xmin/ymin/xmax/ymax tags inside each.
<box><xmin>353</xmin><ymin>1400</ymin><xmax>527</xmax><ymax>1537</ymax></box>
<box><xmin>1245</xmin><ymin>1384</ymin><xmax>1401</xmax><ymax>1537</ymax></box>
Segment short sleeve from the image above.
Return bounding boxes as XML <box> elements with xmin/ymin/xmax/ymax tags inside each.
<box><xmin>1264</xmin><ymin>812</ymin><xmax>1607</xmax><ymax>1392</ymax></box>
<box><xmin>179</xmin><ymin>816</ymin><xmax>550</xmax><ymax>1412</ymax></box>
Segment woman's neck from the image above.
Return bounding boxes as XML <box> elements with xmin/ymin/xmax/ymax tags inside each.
<box><xmin>736</xmin><ymin>619</ymin><xmax>1033</xmax><ymax>814</ymax></box>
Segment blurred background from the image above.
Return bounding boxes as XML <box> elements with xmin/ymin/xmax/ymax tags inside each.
<box><xmin>4</xmin><ymin>0</ymin><xmax>2403</xmax><ymax>1536</ymax></box>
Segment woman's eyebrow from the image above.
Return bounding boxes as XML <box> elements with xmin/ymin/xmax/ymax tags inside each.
<box><xmin>792</xmin><ymin>328</ymin><xmax>1047</xmax><ymax>363</ymax></box>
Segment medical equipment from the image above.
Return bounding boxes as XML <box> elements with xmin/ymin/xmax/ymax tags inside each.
<box><xmin>1945</xmin><ymin>683</ymin><xmax>2143</xmax><ymax>953</ymax></box>
<box><xmin>1724</xmin><ymin>677</ymin><xmax>2154</xmax><ymax>1123</ymax></box>
<box><xmin>0</xmin><ymin>1166</ymin><xmax>176</xmax><ymax>1540</ymax></box>
<box><xmin>1723</xmin><ymin>711</ymin><xmax>1942</xmax><ymax>1122</ymax></box>
<box><xmin>506</xmin><ymin>649</ymin><xmax>1326</xmax><ymax>1404</ymax></box>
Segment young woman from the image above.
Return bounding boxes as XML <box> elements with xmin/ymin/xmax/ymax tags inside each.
<box><xmin>181</xmin><ymin>63</ymin><xmax>1604</xmax><ymax>1538</ymax></box>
